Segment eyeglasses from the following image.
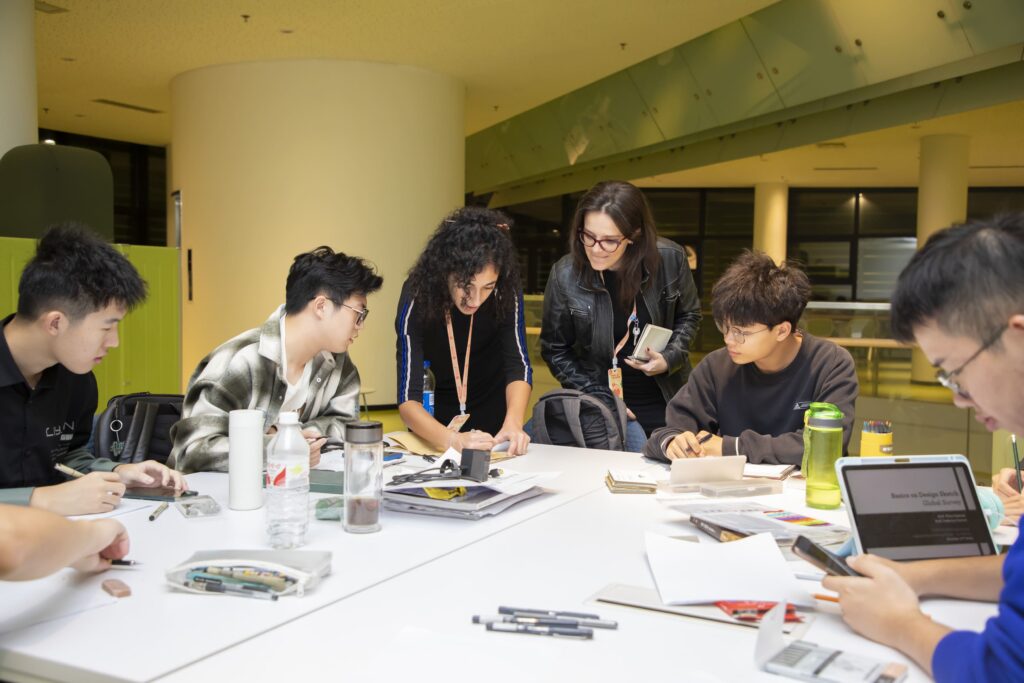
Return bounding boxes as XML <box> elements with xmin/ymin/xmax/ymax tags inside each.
<box><xmin>338</xmin><ymin>302</ymin><xmax>369</xmax><ymax>326</ymax></box>
<box><xmin>578</xmin><ymin>229</ymin><xmax>628</xmax><ymax>253</ymax></box>
<box><xmin>935</xmin><ymin>324</ymin><xmax>1006</xmax><ymax>398</ymax></box>
<box><xmin>720</xmin><ymin>325</ymin><xmax>771</xmax><ymax>344</ymax></box>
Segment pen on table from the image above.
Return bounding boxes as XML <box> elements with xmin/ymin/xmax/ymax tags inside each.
<box><xmin>498</xmin><ymin>606</ymin><xmax>601</xmax><ymax>620</ymax></box>
<box><xmin>110</xmin><ymin>559</ymin><xmax>141</xmax><ymax>567</ymax></box>
<box><xmin>1012</xmin><ymin>434</ymin><xmax>1021</xmax><ymax>493</ymax></box>
<box><xmin>686</xmin><ymin>432</ymin><xmax>714</xmax><ymax>455</ymax></box>
<box><xmin>54</xmin><ymin>463</ymin><xmax>85</xmax><ymax>479</ymax></box>
<box><xmin>474</xmin><ymin>614</ymin><xmax>617</xmax><ymax>630</ymax></box>
<box><xmin>485</xmin><ymin>623</ymin><xmax>593</xmax><ymax>639</ymax></box>
<box><xmin>149</xmin><ymin>502</ymin><xmax>169</xmax><ymax>521</ymax></box>
<box><xmin>813</xmin><ymin>593</ymin><xmax>839</xmax><ymax>603</ymax></box>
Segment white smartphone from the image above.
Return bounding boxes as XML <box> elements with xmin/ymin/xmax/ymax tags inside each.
<box><xmin>626</xmin><ymin>323</ymin><xmax>672</xmax><ymax>362</ymax></box>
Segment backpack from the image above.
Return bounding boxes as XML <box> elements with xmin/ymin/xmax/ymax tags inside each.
<box><xmin>95</xmin><ymin>392</ymin><xmax>184</xmax><ymax>464</ymax></box>
<box><xmin>530</xmin><ymin>388</ymin><xmax>629</xmax><ymax>451</ymax></box>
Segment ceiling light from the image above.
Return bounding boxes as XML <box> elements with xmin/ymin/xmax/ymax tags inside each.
<box><xmin>42</xmin><ymin>139</ymin><xmax>57</xmax><ymax>145</ymax></box>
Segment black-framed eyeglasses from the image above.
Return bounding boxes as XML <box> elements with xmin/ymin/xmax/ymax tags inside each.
<box><xmin>935</xmin><ymin>324</ymin><xmax>1006</xmax><ymax>398</ymax></box>
<box><xmin>338</xmin><ymin>302</ymin><xmax>369</xmax><ymax>325</ymax></box>
<box><xmin>719</xmin><ymin>325</ymin><xmax>771</xmax><ymax>345</ymax></box>
<box><xmin>578</xmin><ymin>229</ymin><xmax>628</xmax><ymax>253</ymax></box>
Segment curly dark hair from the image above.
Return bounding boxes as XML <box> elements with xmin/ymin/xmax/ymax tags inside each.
<box><xmin>407</xmin><ymin>206</ymin><xmax>521</xmax><ymax>323</ymax></box>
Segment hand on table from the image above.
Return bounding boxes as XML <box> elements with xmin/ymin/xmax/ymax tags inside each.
<box><xmin>115</xmin><ymin>460</ymin><xmax>188</xmax><ymax>490</ymax></box>
<box><xmin>452</xmin><ymin>429</ymin><xmax>496</xmax><ymax>453</ymax></box>
<box><xmin>32</xmin><ymin>472</ymin><xmax>125</xmax><ymax>515</ymax></box>
<box><xmin>993</xmin><ymin>468</ymin><xmax>1024</xmax><ymax>522</ymax></box>
<box><xmin>494</xmin><ymin>422</ymin><xmax>530</xmax><ymax>456</ymax></box>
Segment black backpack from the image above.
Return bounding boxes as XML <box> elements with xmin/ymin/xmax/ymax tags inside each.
<box><xmin>95</xmin><ymin>392</ymin><xmax>184</xmax><ymax>464</ymax></box>
<box><xmin>530</xmin><ymin>388</ymin><xmax>629</xmax><ymax>451</ymax></box>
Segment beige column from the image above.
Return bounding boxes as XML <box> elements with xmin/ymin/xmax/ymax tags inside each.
<box><xmin>753</xmin><ymin>182</ymin><xmax>788</xmax><ymax>264</ymax></box>
<box><xmin>0</xmin><ymin>0</ymin><xmax>37</xmax><ymax>158</ymax></box>
<box><xmin>171</xmin><ymin>60</ymin><xmax>464</xmax><ymax>402</ymax></box>
<box><xmin>911</xmin><ymin>134</ymin><xmax>969</xmax><ymax>383</ymax></box>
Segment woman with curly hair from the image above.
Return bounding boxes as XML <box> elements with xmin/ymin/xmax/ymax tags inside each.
<box><xmin>395</xmin><ymin>206</ymin><xmax>532</xmax><ymax>455</ymax></box>
<box><xmin>541</xmin><ymin>180</ymin><xmax>701</xmax><ymax>451</ymax></box>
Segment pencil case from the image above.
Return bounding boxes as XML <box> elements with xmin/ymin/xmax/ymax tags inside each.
<box><xmin>166</xmin><ymin>549</ymin><xmax>332</xmax><ymax>598</ymax></box>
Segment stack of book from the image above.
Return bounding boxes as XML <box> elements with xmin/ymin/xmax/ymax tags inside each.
<box><xmin>383</xmin><ymin>470</ymin><xmax>547</xmax><ymax>520</ymax></box>
<box><xmin>605</xmin><ymin>470</ymin><xmax>660</xmax><ymax>494</ymax></box>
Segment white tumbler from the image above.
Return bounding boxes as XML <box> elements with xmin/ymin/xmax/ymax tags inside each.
<box><xmin>228</xmin><ymin>409</ymin><xmax>265</xmax><ymax>510</ymax></box>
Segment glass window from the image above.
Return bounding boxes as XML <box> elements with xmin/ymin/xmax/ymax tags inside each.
<box><xmin>856</xmin><ymin>237</ymin><xmax>917</xmax><ymax>301</ymax></box>
<box><xmin>859</xmin><ymin>190</ymin><xmax>917</xmax><ymax>236</ymax></box>
<box><xmin>790</xmin><ymin>191</ymin><xmax>855</xmax><ymax>236</ymax></box>
<box><xmin>644</xmin><ymin>189</ymin><xmax>700</xmax><ymax>238</ymax></box>
<box><xmin>701</xmin><ymin>239</ymin><xmax>748</xmax><ymax>295</ymax></box>
<box><xmin>791</xmin><ymin>241</ymin><xmax>850</xmax><ymax>280</ymax></box>
<box><xmin>967</xmin><ymin>189</ymin><xmax>1024</xmax><ymax>220</ymax></box>
<box><xmin>704</xmin><ymin>190</ymin><xmax>754</xmax><ymax>237</ymax></box>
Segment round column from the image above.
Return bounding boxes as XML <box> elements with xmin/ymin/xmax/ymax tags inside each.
<box><xmin>0</xmin><ymin>0</ymin><xmax>37</xmax><ymax>158</ymax></box>
<box><xmin>171</xmin><ymin>60</ymin><xmax>464</xmax><ymax>402</ymax></box>
<box><xmin>753</xmin><ymin>182</ymin><xmax>788</xmax><ymax>264</ymax></box>
<box><xmin>911</xmin><ymin>134</ymin><xmax>969</xmax><ymax>383</ymax></box>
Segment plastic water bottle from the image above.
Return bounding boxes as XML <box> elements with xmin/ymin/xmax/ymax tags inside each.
<box><xmin>423</xmin><ymin>361</ymin><xmax>436</xmax><ymax>416</ymax></box>
<box><xmin>803</xmin><ymin>402</ymin><xmax>845</xmax><ymax>510</ymax></box>
<box><xmin>265</xmin><ymin>411</ymin><xmax>309</xmax><ymax>548</ymax></box>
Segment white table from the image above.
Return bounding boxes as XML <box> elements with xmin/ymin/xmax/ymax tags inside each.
<box><xmin>0</xmin><ymin>446</ymin><xmax>1001</xmax><ymax>683</ymax></box>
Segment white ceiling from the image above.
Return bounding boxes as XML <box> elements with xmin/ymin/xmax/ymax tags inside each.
<box><xmin>636</xmin><ymin>100</ymin><xmax>1024</xmax><ymax>188</ymax></box>
<box><xmin>34</xmin><ymin>0</ymin><xmax>777</xmax><ymax>145</ymax></box>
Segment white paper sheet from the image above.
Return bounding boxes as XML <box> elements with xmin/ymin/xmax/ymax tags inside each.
<box><xmin>69</xmin><ymin>498</ymin><xmax>154</xmax><ymax>520</ymax></box>
<box><xmin>645</xmin><ymin>532</ymin><xmax>815</xmax><ymax>607</ymax></box>
<box><xmin>0</xmin><ymin>571</ymin><xmax>117</xmax><ymax>636</ymax></box>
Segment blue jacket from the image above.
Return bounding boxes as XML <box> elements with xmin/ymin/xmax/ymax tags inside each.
<box><xmin>933</xmin><ymin>531</ymin><xmax>1024</xmax><ymax>682</ymax></box>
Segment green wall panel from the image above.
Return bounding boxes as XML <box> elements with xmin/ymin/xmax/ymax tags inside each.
<box><xmin>0</xmin><ymin>236</ymin><xmax>180</xmax><ymax>412</ymax></box>
<box><xmin>628</xmin><ymin>47</ymin><xmax>720</xmax><ymax>141</ymax></box>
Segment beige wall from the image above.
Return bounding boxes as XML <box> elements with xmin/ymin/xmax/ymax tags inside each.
<box><xmin>171</xmin><ymin>60</ymin><xmax>464</xmax><ymax>402</ymax></box>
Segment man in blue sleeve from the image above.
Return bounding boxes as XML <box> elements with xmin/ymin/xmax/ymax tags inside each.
<box><xmin>824</xmin><ymin>213</ymin><xmax>1024</xmax><ymax>681</ymax></box>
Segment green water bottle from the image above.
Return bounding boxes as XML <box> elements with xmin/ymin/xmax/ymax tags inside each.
<box><xmin>803</xmin><ymin>402</ymin><xmax>845</xmax><ymax>509</ymax></box>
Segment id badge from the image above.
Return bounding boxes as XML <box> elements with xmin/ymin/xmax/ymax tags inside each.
<box><xmin>607</xmin><ymin>367</ymin><xmax>624</xmax><ymax>400</ymax></box>
<box><xmin>447</xmin><ymin>413</ymin><xmax>471</xmax><ymax>432</ymax></box>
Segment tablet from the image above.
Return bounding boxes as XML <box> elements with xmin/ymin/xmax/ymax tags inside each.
<box><xmin>670</xmin><ymin>455</ymin><xmax>746</xmax><ymax>487</ymax></box>
<box><xmin>836</xmin><ymin>455</ymin><xmax>996</xmax><ymax>561</ymax></box>
<box><xmin>626</xmin><ymin>324</ymin><xmax>673</xmax><ymax>362</ymax></box>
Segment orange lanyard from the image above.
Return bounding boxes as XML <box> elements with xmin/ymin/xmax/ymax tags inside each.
<box><xmin>445</xmin><ymin>311</ymin><xmax>474</xmax><ymax>415</ymax></box>
<box><xmin>611</xmin><ymin>302</ymin><xmax>638</xmax><ymax>369</ymax></box>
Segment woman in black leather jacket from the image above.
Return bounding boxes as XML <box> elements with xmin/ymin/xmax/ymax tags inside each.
<box><xmin>540</xmin><ymin>181</ymin><xmax>701</xmax><ymax>450</ymax></box>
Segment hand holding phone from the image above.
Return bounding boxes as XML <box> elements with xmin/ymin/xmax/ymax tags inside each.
<box><xmin>792</xmin><ymin>535</ymin><xmax>861</xmax><ymax>577</ymax></box>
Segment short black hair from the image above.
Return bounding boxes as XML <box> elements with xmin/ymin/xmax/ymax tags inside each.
<box><xmin>891</xmin><ymin>213</ymin><xmax>1024</xmax><ymax>344</ymax></box>
<box><xmin>17</xmin><ymin>223</ymin><xmax>147</xmax><ymax>320</ymax></box>
<box><xmin>711</xmin><ymin>250</ymin><xmax>812</xmax><ymax>330</ymax></box>
<box><xmin>284</xmin><ymin>247</ymin><xmax>383</xmax><ymax>315</ymax></box>
<box><xmin>406</xmin><ymin>206</ymin><xmax>521</xmax><ymax>323</ymax></box>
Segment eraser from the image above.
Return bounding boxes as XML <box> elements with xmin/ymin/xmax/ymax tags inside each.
<box><xmin>102</xmin><ymin>578</ymin><xmax>131</xmax><ymax>598</ymax></box>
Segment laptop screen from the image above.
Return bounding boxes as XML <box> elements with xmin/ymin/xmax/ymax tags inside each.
<box><xmin>841</xmin><ymin>461</ymin><xmax>995</xmax><ymax>561</ymax></box>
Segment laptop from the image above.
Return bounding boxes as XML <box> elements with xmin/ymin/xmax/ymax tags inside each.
<box><xmin>835</xmin><ymin>455</ymin><xmax>996</xmax><ymax>561</ymax></box>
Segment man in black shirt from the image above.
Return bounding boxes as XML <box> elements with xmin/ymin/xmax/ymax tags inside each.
<box><xmin>0</xmin><ymin>225</ymin><xmax>185</xmax><ymax>514</ymax></box>
<box><xmin>645</xmin><ymin>251</ymin><xmax>858</xmax><ymax>465</ymax></box>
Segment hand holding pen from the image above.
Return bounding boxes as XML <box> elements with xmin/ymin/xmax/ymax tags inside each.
<box><xmin>666</xmin><ymin>430</ymin><xmax>720</xmax><ymax>459</ymax></box>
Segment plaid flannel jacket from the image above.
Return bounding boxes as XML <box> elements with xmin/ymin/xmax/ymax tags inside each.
<box><xmin>169</xmin><ymin>306</ymin><xmax>360</xmax><ymax>473</ymax></box>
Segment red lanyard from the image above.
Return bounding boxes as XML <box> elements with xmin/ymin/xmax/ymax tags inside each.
<box><xmin>611</xmin><ymin>302</ymin><xmax>638</xmax><ymax>369</ymax></box>
<box><xmin>445</xmin><ymin>311</ymin><xmax>474</xmax><ymax>415</ymax></box>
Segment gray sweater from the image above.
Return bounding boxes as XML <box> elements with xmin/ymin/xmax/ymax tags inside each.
<box><xmin>645</xmin><ymin>334</ymin><xmax>858</xmax><ymax>465</ymax></box>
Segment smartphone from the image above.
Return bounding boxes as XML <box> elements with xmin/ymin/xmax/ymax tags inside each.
<box><xmin>123</xmin><ymin>487</ymin><xmax>197</xmax><ymax>502</ymax></box>
<box><xmin>792</xmin><ymin>535</ymin><xmax>860</xmax><ymax>577</ymax></box>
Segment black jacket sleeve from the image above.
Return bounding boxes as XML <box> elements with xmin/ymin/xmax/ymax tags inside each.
<box><xmin>539</xmin><ymin>264</ymin><xmax>596</xmax><ymax>392</ymax></box>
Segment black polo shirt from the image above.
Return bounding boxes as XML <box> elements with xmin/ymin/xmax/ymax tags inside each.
<box><xmin>0</xmin><ymin>314</ymin><xmax>115</xmax><ymax>505</ymax></box>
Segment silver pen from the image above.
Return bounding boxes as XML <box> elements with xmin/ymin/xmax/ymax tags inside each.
<box><xmin>485</xmin><ymin>622</ymin><xmax>593</xmax><ymax>639</ymax></box>
<box><xmin>475</xmin><ymin>614</ymin><xmax>617</xmax><ymax>630</ymax></box>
